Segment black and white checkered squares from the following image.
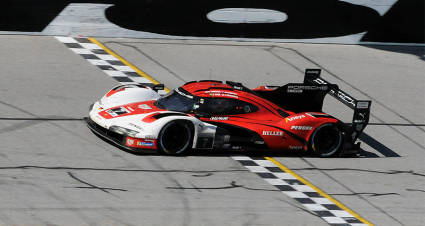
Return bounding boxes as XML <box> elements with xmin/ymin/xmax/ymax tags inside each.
<box><xmin>55</xmin><ymin>36</ymin><xmax>167</xmax><ymax>95</ymax></box>
<box><xmin>231</xmin><ymin>155</ymin><xmax>368</xmax><ymax>226</ymax></box>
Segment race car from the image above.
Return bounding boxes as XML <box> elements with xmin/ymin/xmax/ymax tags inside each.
<box><xmin>84</xmin><ymin>69</ymin><xmax>371</xmax><ymax>157</ymax></box>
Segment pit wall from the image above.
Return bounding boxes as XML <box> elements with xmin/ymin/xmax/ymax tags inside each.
<box><xmin>0</xmin><ymin>0</ymin><xmax>423</xmax><ymax>45</ymax></box>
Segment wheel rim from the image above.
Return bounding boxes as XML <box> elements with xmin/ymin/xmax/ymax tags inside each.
<box><xmin>312</xmin><ymin>124</ymin><xmax>342</xmax><ymax>157</ymax></box>
<box><xmin>160</xmin><ymin>121</ymin><xmax>190</xmax><ymax>154</ymax></box>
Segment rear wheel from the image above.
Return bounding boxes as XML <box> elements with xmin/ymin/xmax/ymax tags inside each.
<box><xmin>310</xmin><ymin>123</ymin><xmax>342</xmax><ymax>157</ymax></box>
<box><xmin>158</xmin><ymin>120</ymin><xmax>192</xmax><ymax>155</ymax></box>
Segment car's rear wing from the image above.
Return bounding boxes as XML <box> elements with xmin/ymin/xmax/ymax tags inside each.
<box><xmin>253</xmin><ymin>69</ymin><xmax>371</xmax><ymax>152</ymax></box>
<box><xmin>303</xmin><ymin>69</ymin><xmax>372</xmax><ymax>144</ymax></box>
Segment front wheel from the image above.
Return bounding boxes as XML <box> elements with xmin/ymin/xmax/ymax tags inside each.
<box><xmin>309</xmin><ymin>123</ymin><xmax>342</xmax><ymax>157</ymax></box>
<box><xmin>158</xmin><ymin>120</ymin><xmax>193</xmax><ymax>155</ymax></box>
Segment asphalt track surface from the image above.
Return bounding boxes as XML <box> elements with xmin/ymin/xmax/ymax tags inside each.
<box><xmin>0</xmin><ymin>35</ymin><xmax>424</xmax><ymax>225</ymax></box>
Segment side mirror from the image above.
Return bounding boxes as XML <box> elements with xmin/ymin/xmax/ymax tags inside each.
<box><xmin>153</xmin><ymin>84</ymin><xmax>165</xmax><ymax>92</ymax></box>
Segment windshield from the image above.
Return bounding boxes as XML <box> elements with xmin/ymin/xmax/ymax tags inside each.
<box><xmin>155</xmin><ymin>90</ymin><xmax>199</xmax><ymax>113</ymax></box>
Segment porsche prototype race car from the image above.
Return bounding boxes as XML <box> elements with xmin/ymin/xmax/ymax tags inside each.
<box><xmin>84</xmin><ymin>69</ymin><xmax>371</xmax><ymax>157</ymax></box>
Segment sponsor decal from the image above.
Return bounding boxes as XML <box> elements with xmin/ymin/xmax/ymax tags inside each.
<box><xmin>329</xmin><ymin>89</ymin><xmax>356</xmax><ymax>109</ymax></box>
<box><xmin>106</xmin><ymin>109</ymin><xmax>118</xmax><ymax>117</ymax></box>
<box><xmin>129</xmin><ymin>123</ymin><xmax>143</xmax><ymax>130</ymax></box>
<box><xmin>128</xmin><ymin>107</ymin><xmax>135</xmax><ymax>111</ymax></box>
<box><xmin>286</xmin><ymin>115</ymin><xmax>305</xmax><ymax>123</ymax></box>
<box><xmin>145</xmin><ymin>135</ymin><xmax>156</xmax><ymax>139</ymax></box>
<box><xmin>354</xmin><ymin>119</ymin><xmax>366</xmax><ymax>123</ymax></box>
<box><xmin>207</xmin><ymin>93</ymin><xmax>238</xmax><ymax>98</ymax></box>
<box><xmin>291</xmin><ymin>126</ymin><xmax>313</xmax><ymax>130</ymax></box>
<box><xmin>288</xmin><ymin>89</ymin><xmax>302</xmax><ymax>93</ymax></box>
<box><xmin>175</xmin><ymin>88</ymin><xmax>193</xmax><ymax>99</ymax></box>
<box><xmin>210</xmin><ymin>117</ymin><xmax>229</xmax><ymax>120</ymax></box>
<box><xmin>125</xmin><ymin>137</ymin><xmax>155</xmax><ymax>148</ymax></box>
<box><xmin>289</xmin><ymin>146</ymin><xmax>303</xmax><ymax>150</ymax></box>
<box><xmin>205</xmin><ymin>90</ymin><xmax>237</xmax><ymax>95</ymax></box>
<box><xmin>359</xmin><ymin>113</ymin><xmax>366</xmax><ymax>118</ymax></box>
<box><xmin>138</xmin><ymin>104</ymin><xmax>152</xmax><ymax>110</ymax></box>
<box><xmin>263</xmin><ymin>131</ymin><xmax>283</xmax><ymax>136</ymax></box>
<box><xmin>287</xmin><ymin>85</ymin><xmax>327</xmax><ymax>93</ymax></box>
<box><xmin>232</xmin><ymin>146</ymin><xmax>242</xmax><ymax>149</ymax></box>
<box><xmin>254</xmin><ymin>141</ymin><xmax>265</xmax><ymax>144</ymax></box>
<box><xmin>313</xmin><ymin>77</ymin><xmax>356</xmax><ymax>108</ymax></box>
<box><xmin>137</xmin><ymin>141</ymin><xmax>154</xmax><ymax>147</ymax></box>
<box><xmin>357</xmin><ymin>101</ymin><xmax>369</xmax><ymax>109</ymax></box>
<box><xmin>356</xmin><ymin>124</ymin><xmax>364</xmax><ymax>131</ymax></box>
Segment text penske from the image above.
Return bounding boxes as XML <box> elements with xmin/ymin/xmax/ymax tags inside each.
<box><xmin>291</xmin><ymin>126</ymin><xmax>313</xmax><ymax>130</ymax></box>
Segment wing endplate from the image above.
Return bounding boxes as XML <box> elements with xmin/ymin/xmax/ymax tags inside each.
<box><xmin>303</xmin><ymin>69</ymin><xmax>372</xmax><ymax>154</ymax></box>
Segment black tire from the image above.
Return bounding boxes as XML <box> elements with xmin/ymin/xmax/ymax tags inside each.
<box><xmin>158</xmin><ymin>120</ymin><xmax>193</xmax><ymax>155</ymax></box>
<box><xmin>309</xmin><ymin>123</ymin><xmax>343</xmax><ymax>157</ymax></box>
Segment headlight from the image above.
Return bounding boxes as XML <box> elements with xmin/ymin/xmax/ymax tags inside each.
<box><xmin>109</xmin><ymin>126</ymin><xmax>139</xmax><ymax>137</ymax></box>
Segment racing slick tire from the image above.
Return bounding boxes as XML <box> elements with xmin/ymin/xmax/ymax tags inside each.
<box><xmin>158</xmin><ymin>120</ymin><xmax>193</xmax><ymax>155</ymax></box>
<box><xmin>309</xmin><ymin>123</ymin><xmax>343</xmax><ymax>157</ymax></box>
